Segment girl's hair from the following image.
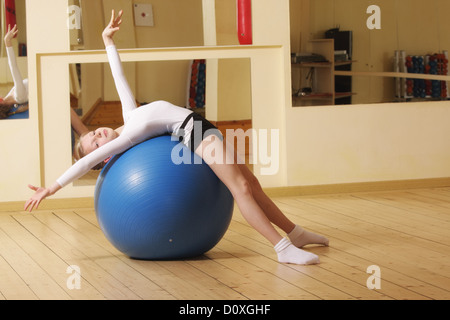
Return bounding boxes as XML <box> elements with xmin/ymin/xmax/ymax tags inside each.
<box><xmin>0</xmin><ymin>102</ymin><xmax>14</xmax><ymax>119</ymax></box>
<box><xmin>74</xmin><ymin>132</ymin><xmax>107</xmax><ymax>170</ymax></box>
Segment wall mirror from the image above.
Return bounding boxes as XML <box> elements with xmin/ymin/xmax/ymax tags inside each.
<box><xmin>70</xmin><ymin>57</ymin><xmax>252</xmax><ymax>186</ymax></box>
<box><xmin>290</xmin><ymin>0</ymin><xmax>450</xmax><ymax>106</ymax></box>
<box><xmin>0</xmin><ymin>0</ymin><xmax>28</xmax><ymax>120</ymax></box>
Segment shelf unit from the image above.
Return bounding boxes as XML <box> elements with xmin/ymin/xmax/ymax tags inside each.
<box><xmin>292</xmin><ymin>39</ymin><xmax>354</xmax><ymax>106</ymax></box>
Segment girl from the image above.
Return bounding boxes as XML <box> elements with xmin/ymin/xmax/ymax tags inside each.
<box><xmin>25</xmin><ymin>10</ymin><xmax>329</xmax><ymax>265</ymax></box>
<box><xmin>0</xmin><ymin>24</ymin><xmax>28</xmax><ymax>119</ymax></box>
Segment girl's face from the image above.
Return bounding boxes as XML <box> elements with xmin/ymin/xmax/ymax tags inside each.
<box><xmin>80</xmin><ymin>127</ymin><xmax>118</xmax><ymax>155</ymax></box>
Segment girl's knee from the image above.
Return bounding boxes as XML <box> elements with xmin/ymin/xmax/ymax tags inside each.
<box><xmin>242</xmin><ymin>170</ymin><xmax>264</xmax><ymax>196</ymax></box>
<box><xmin>231</xmin><ymin>177</ymin><xmax>253</xmax><ymax>199</ymax></box>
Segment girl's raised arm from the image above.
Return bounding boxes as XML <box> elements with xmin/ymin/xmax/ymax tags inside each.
<box><xmin>4</xmin><ymin>25</ymin><xmax>27</xmax><ymax>104</ymax></box>
<box><xmin>103</xmin><ymin>10</ymin><xmax>137</xmax><ymax>123</ymax></box>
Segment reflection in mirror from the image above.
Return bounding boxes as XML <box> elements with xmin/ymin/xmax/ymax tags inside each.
<box><xmin>69</xmin><ymin>0</ymin><xmax>205</xmax><ymax>51</ymax></box>
<box><xmin>70</xmin><ymin>58</ymin><xmax>252</xmax><ymax>186</ymax></box>
<box><xmin>290</xmin><ymin>0</ymin><xmax>450</xmax><ymax>106</ymax></box>
<box><xmin>0</xmin><ymin>0</ymin><xmax>28</xmax><ymax>119</ymax></box>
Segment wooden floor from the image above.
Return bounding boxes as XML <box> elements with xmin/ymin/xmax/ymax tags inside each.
<box><xmin>0</xmin><ymin>187</ymin><xmax>449</xmax><ymax>300</ymax></box>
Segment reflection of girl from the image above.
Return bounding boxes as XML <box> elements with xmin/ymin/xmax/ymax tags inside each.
<box><xmin>70</xmin><ymin>107</ymin><xmax>90</xmax><ymax>157</ymax></box>
<box><xmin>25</xmin><ymin>10</ymin><xmax>329</xmax><ymax>265</ymax></box>
<box><xmin>0</xmin><ymin>25</ymin><xmax>28</xmax><ymax>119</ymax></box>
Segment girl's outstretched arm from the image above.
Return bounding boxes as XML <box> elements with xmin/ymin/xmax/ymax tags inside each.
<box><xmin>24</xmin><ymin>133</ymin><xmax>133</xmax><ymax>212</ymax></box>
<box><xmin>24</xmin><ymin>183</ymin><xmax>61</xmax><ymax>212</ymax></box>
<box><xmin>103</xmin><ymin>10</ymin><xmax>137</xmax><ymax>123</ymax></box>
<box><xmin>4</xmin><ymin>24</ymin><xmax>27</xmax><ymax>104</ymax></box>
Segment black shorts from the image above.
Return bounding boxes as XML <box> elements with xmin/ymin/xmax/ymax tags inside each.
<box><xmin>178</xmin><ymin>112</ymin><xmax>223</xmax><ymax>152</ymax></box>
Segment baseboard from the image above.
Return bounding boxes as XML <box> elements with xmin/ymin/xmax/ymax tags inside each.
<box><xmin>0</xmin><ymin>197</ymin><xmax>95</xmax><ymax>213</ymax></box>
<box><xmin>2</xmin><ymin>177</ymin><xmax>450</xmax><ymax>212</ymax></box>
<box><xmin>81</xmin><ymin>97</ymin><xmax>103</xmax><ymax>124</ymax></box>
<box><xmin>264</xmin><ymin>177</ymin><xmax>450</xmax><ymax>197</ymax></box>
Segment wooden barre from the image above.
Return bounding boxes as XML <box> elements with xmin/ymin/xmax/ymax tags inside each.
<box><xmin>334</xmin><ymin>70</ymin><xmax>450</xmax><ymax>81</ymax></box>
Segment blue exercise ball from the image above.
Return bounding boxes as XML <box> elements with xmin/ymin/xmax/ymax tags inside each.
<box><xmin>94</xmin><ymin>135</ymin><xmax>234</xmax><ymax>260</ymax></box>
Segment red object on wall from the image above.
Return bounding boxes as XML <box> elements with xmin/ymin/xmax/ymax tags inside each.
<box><xmin>237</xmin><ymin>0</ymin><xmax>252</xmax><ymax>45</ymax></box>
<box><xmin>5</xmin><ymin>0</ymin><xmax>17</xmax><ymax>37</ymax></box>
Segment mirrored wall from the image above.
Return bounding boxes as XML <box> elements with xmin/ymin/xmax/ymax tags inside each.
<box><xmin>0</xmin><ymin>0</ymin><xmax>28</xmax><ymax>120</ymax></box>
<box><xmin>70</xmin><ymin>57</ymin><xmax>252</xmax><ymax>186</ymax></box>
<box><xmin>290</xmin><ymin>0</ymin><xmax>450</xmax><ymax>106</ymax></box>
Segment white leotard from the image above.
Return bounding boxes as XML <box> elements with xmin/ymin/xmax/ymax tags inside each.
<box><xmin>5</xmin><ymin>46</ymin><xmax>28</xmax><ymax>104</ymax></box>
<box><xmin>56</xmin><ymin>45</ymin><xmax>193</xmax><ymax>187</ymax></box>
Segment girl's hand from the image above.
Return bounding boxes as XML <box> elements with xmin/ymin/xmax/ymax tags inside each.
<box><xmin>103</xmin><ymin>9</ymin><xmax>123</xmax><ymax>46</ymax></box>
<box><xmin>4</xmin><ymin>24</ymin><xmax>18</xmax><ymax>47</ymax></box>
<box><xmin>24</xmin><ymin>185</ymin><xmax>52</xmax><ymax>212</ymax></box>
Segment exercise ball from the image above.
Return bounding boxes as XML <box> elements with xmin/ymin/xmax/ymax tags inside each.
<box><xmin>94</xmin><ymin>135</ymin><xmax>234</xmax><ymax>260</ymax></box>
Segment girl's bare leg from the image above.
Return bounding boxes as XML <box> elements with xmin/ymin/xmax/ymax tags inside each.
<box><xmin>237</xmin><ymin>163</ymin><xmax>295</xmax><ymax>233</ymax></box>
<box><xmin>195</xmin><ymin>137</ymin><xmax>320</xmax><ymax>265</ymax></box>
<box><xmin>237</xmin><ymin>163</ymin><xmax>329</xmax><ymax>248</ymax></box>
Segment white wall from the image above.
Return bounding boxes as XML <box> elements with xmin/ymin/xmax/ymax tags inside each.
<box><xmin>285</xmin><ymin>102</ymin><xmax>450</xmax><ymax>187</ymax></box>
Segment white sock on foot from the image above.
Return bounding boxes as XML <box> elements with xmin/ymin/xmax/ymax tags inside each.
<box><xmin>288</xmin><ymin>225</ymin><xmax>329</xmax><ymax>248</ymax></box>
<box><xmin>274</xmin><ymin>238</ymin><xmax>320</xmax><ymax>265</ymax></box>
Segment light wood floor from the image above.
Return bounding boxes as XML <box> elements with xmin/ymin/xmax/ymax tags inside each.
<box><xmin>0</xmin><ymin>187</ymin><xmax>449</xmax><ymax>300</ymax></box>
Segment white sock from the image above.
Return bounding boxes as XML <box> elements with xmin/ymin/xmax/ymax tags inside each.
<box><xmin>275</xmin><ymin>238</ymin><xmax>320</xmax><ymax>265</ymax></box>
<box><xmin>288</xmin><ymin>225</ymin><xmax>329</xmax><ymax>248</ymax></box>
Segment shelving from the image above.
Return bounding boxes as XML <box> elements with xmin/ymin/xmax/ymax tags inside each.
<box><xmin>292</xmin><ymin>39</ymin><xmax>354</xmax><ymax>106</ymax></box>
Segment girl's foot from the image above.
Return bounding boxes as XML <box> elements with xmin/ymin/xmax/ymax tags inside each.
<box><xmin>288</xmin><ymin>225</ymin><xmax>329</xmax><ymax>248</ymax></box>
<box><xmin>275</xmin><ymin>238</ymin><xmax>320</xmax><ymax>265</ymax></box>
